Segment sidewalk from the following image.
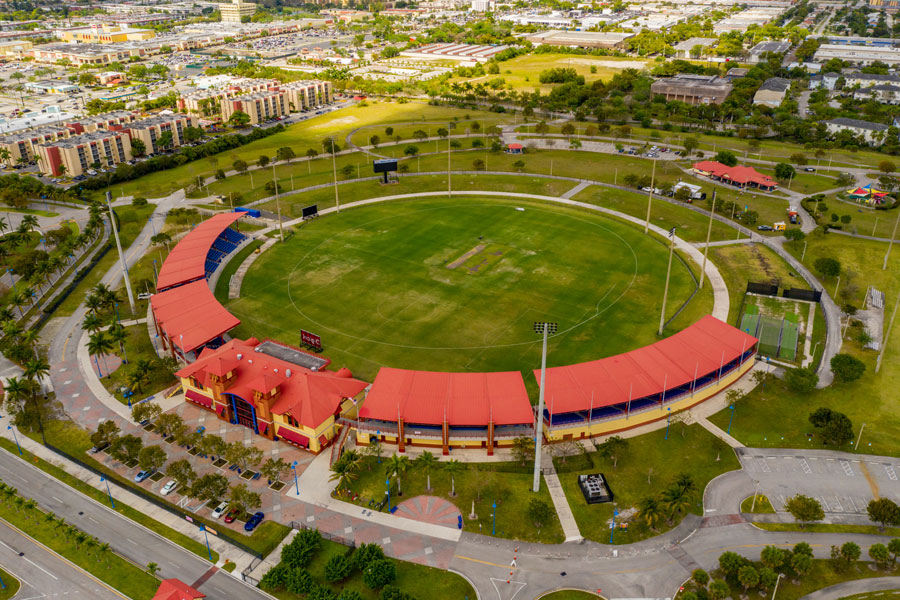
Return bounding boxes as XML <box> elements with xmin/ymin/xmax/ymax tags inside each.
<box><xmin>0</xmin><ymin>423</ymin><xmax>257</xmax><ymax>572</ymax></box>
<box><xmin>543</xmin><ymin>459</ymin><xmax>583</xmax><ymax>542</ymax></box>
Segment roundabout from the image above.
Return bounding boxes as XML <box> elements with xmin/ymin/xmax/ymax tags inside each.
<box><xmin>225</xmin><ymin>196</ymin><xmax>711</xmax><ymax>380</ymax></box>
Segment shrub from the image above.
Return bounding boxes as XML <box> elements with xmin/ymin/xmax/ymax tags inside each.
<box><xmin>830</xmin><ymin>353</ymin><xmax>865</xmax><ymax>383</ymax></box>
<box><xmin>324</xmin><ymin>553</ymin><xmax>353</xmax><ymax>582</ymax></box>
<box><xmin>784</xmin><ymin>367</ymin><xmax>818</xmax><ymax>393</ymax></box>
<box><xmin>363</xmin><ymin>559</ymin><xmax>396</xmax><ymax>589</ymax></box>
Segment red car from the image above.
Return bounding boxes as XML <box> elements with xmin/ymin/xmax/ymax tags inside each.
<box><xmin>224</xmin><ymin>509</ymin><xmax>240</xmax><ymax>524</ymax></box>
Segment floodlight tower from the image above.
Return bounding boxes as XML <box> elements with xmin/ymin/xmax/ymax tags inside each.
<box><xmin>533</xmin><ymin>321</ymin><xmax>557</xmax><ymax>493</ymax></box>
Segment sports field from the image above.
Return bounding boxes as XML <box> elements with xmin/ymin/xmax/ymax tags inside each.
<box><xmin>224</xmin><ymin>197</ymin><xmax>708</xmax><ymax>382</ymax></box>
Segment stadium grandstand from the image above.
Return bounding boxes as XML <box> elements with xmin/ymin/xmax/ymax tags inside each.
<box><xmin>356</xmin><ymin>369</ymin><xmax>534</xmax><ymax>456</ymax></box>
<box><xmin>535</xmin><ymin>315</ymin><xmax>758</xmax><ymax>441</ymax></box>
<box><xmin>151</xmin><ymin>212</ymin><xmax>248</xmax><ymax>361</ymax></box>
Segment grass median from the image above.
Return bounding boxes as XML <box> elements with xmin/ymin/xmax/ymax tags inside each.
<box><xmin>0</xmin><ymin>567</ymin><xmax>20</xmax><ymax>600</ymax></box>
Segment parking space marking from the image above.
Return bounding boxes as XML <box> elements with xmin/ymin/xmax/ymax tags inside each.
<box><xmin>821</xmin><ymin>496</ymin><xmax>831</xmax><ymax>511</ymax></box>
<box><xmin>757</xmin><ymin>459</ymin><xmax>771</xmax><ymax>473</ymax></box>
<box><xmin>848</xmin><ymin>496</ymin><xmax>857</xmax><ymax>512</ymax></box>
<box><xmin>886</xmin><ymin>465</ymin><xmax>897</xmax><ymax>481</ymax></box>
<box><xmin>840</xmin><ymin>460</ymin><xmax>854</xmax><ymax>476</ymax></box>
<box><xmin>799</xmin><ymin>459</ymin><xmax>812</xmax><ymax>475</ymax></box>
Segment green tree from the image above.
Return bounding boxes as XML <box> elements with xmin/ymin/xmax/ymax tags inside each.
<box><xmin>363</xmin><ymin>558</ymin><xmax>396</xmax><ymax>589</ymax></box>
<box><xmin>814</xmin><ymin>257</ymin><xmax>841</xmax><ymax>278</ymax></box>
<box><xmin>228</xmin><ymin>482</ymin><xmax>261</xmax><ymax>516</ymax></box>
<box><xmin>784</xmin><ymin>494</ymin><xmax>824</xmax><ymax>526</ymax></box>
<box><xmin>868</xmin><ymin>498</ymin><xmax>900</xmax><ymax>529</ymax></box>
<box><xmin>511</xmin><ymin>436</ymin><xmax>534</xmax><ymax>465</ymax></box>
<box><xmin>637</xmin><ymin>496</ymin><xmax>663</xmax><ymax>530</ymax></box>
<box><xmin>324</xmin><ymin>553</ymin><xmax>353</xmax><ymax>582</ymax></box>
<box><xmin>526</xmin><ymin>498</ymin><xmax>553</xmax><ymax>529</ymax></box>
<box><xmin>760</xmin><ymin>545</ymin><xmax>785</xmax><ymax>570</ymax></box>
<box><xmin>719</xmin><ymin>551</ymin><xmax>748</xmax><ymax>575</ymax></box>
<box><xmin>870</xmin><ymin>543</ymin><xmax>892</xmax><ymax>568</ymax></box>
<box><xmin>90</xmin><ymin>420</ymin><xmax>120</xmax><ymax>449</ymax></box>
<box><xmin>353</xmin><ymin>543</ymin><xmax>384</xmax><ymax>572</ymax></box>
<box><xmin>597</xmin><ymin>435</ymin><xmax>628</xmax><ymax>468</ymax></box>
<box><xmin>791</xmin><ymin>552</ymin><xmax>812</xmax><ymax>578</ymax></box>
<box><xmin>709</xmin><ymin>580</ymin><xmax>729</xmax><ymax>600</ymax></box>
<box><xmin>888</xmin><ymin>538</ymin><xmax>900</xmax><ymax>562</ymax></box>
<box><xmin>692</xmin><ymin>569</ymin><xmax>709</xmax><ymax>588</ymax></box>
<box><xmin>110</xmin><ymin>434</ymin><xmax>143</xmax><ymax>464</ymax></box>
<box><xmin>830</xmin><ymin>353</ymin><xmax>866</xmax><ymax>383</ymax></box>
<box><xmin>257</xmin><ymin>155</ymin><xmax>270</xmax><ymax>168</ymax></box>
<box><xmin>775</xmin><ymin>162</ymin><xmax>796</xmax><ymax>181</ymax></box>
<box><xmin>737</xmin><ymin>565</ymin><xmax>759</xmax><ymax>591</ymax></box>
<box><xmin>784</xmin><ymin>367</ymin><xmax>818</xmax><ymax>393</ymax></box>
<box><xmin>166</xmin><ymin>459</ymin><xmax>197</xmax><ymax>489</ymax></box>
<box><xmin>228</xmin><ymin>111</ymin><xmax>251</xmax><ymax>127</ymax></box>
<box><xmin>275</xmin><ymin>146</ymin><xmax>296</xmax><ymax>162</ymax></box>
<box><xmin>715</xmin><ymin>151</ymin><xmax>738</xmax><ymax>166</ymax></box>
<box><xmin>138</xmin><ymin>445</ymin><xmax>166</xmax><ymax>473</ymax></box>
<box><xmin>190</xmin><ymin>473</ymin><xmax>229</xmax><ymax>503</ymax></box>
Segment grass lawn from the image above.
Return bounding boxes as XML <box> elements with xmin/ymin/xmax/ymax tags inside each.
<box><xmin>268</xmin><ymin>537</ymin><xmax>476</xmax><ymax>600</ymax></box>
<box><xmin>226</xmin><ymin>196</ymin><xmax>709</xmax><ymax>382</ymax></box>
<box><xmin>740</xmin><ymin>494</ymin><xmax>775</xmax><ymax>513</ymax></box>
<box><xmin>709</xmin><ymin>243</ymin><xmax>807</xmax><ymax>324</ymax></box>
<box><xmin>753</xmin><ymin>522</ymin><xmax>900</xmax><ymax>537</ymax></box>
<box><xmin>97</xmin><ymin>102</ymin><xmax>517</xmax><ymax>201</ymax></box>
<box><xmin>754</xmin><ymin>166</ymin><xmax>838</xmax><ymax>196</ymax></box>
<box><xmin>337</xmin><ymin>456</ymin><xmax>564</xmax><ymax>543</ymax></box>
<box><xmin>446</xmin><ymin>53</ymin><xmax>647</xmax><ymax>93</ymax></box>
<box><xmin>0</xmin><ymin>206</ymin><xmax>59</xmax><ymax>217</ymax></box>
<box><xmin>0</xmin><ymin>477</ymin><xmax>161</xmax><ymax>600</ymax></box>
<box><xmin>28</xmin><ymin>419</ymin><xmax>290</xmax><ymax>558</ymax></box>
<box><xmin>571</xmin><ymin>185</ymin><xmax>737</xmax><ymax>243</ymax></box>
<box><xmin>0</xmin><ymin>434</ymin><xmax>217</xmax><ymax>562</ymax></box>
<box><xmin>53</xmin><ymin>203</ymin><xmax>155</xmax><ymax>318</ymax></box>
<box><xmin>0</xmin><ymin>567</ymin><xmax>19</xmax><ymax>600</ymax></box>
<box><xmin>538</xmin><ymin>591</ymin><xmax>601</xmax><ymax>599</ymax></box>
<box><xmin>809</xmin><ymin>198</ymin><xmax>900</xmax><ymax>239</ymax></box>
<box><xmin>553</xmin><ymin>424</ymin><xmax>738</xmax><ymax>545</ymax></box>
<box><xmin>97</xmin><ymin>324</ymin><xmax>177</xmax><ymax>403</ymax></box>
<box><xmin>214</xmin><ymin>238</ymin><xmax>264</xmax><ymax>301</ymax></box>
<box><xmin>682</xmin><ymin>559</ymin><xmax>897</xmax><ymax>600</ymax></box>
<box><xmin>710</xmin><ymin>231</ymin><xmax>900</xmax><ymax>454</ymax></box>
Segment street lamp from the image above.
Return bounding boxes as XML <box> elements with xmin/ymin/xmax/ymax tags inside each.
<box><xmin>771</xmin><ymin>573</ymin><xmax>785</xmax><ymax>600</ymax></box>
<box><xmin>292</xmin><ymin>460</ymin><xmax>299</xmax><ymax>495</ymax></box>
<box><xmin>100</xmin><ymin>476</ymin><xmax>115</xmax><ymax>508</ymax></box>
<box><xmin>199</xmin><ymin>524</ymin><xmax>213</xmax><ymax>561</ymax></box>
<box><xmin>7</xmin><ymin>425</ymin><xmax>21</xmax><ymax>455</ymax></box>
<box><xmin>492</xmin><ymin>501</ymin><xmax>497</xmax><ymax>536</ymax></box>
<box><xmin>609</xmin><ymin>507</ymin><xmax>618</xmax><ymax>543</ymax></box>
<box><xmin>386</xmin><ymin>478</ymin><xmax>391</xmax><ymax>512</ymax></box>
<box><xmin>664</xmin><ymin>407</ymin><xmax>672</xmax><ymax>440</ymax></box>
<box><xmin>532</xmin><ymin>321</ymin><xmax>557</xmax><ymax>493</ymax></box>
<box><xmin>727</xmin><ymin>403</ymin><xmax>736</xmax><ymax>435</ymax></box>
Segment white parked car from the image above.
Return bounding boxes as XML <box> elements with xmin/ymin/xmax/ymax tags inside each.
<box><xmin>211</xmin><ymin>501</ymin><xmax>229</xmax><ymax>519</ymax></box>
<box><xmin>160</xmin><ymin>480</ymin><xmax>178</xmax><ymax>496</ymax></box>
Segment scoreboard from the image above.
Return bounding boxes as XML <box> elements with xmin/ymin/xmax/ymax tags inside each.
<box><xmin>301</xmin><ymin>329</ymin><xmax>323</xmax><ymax>351</ymax></box>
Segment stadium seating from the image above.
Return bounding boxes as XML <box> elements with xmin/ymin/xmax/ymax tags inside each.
<box><xmin>204</xmin><ymin>228</ymin><xmax>248</xmax><ymax>278</ymax></box>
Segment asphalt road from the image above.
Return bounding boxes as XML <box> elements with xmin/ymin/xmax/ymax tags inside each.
<box><xmin>0</xmin><ymin>442</ymin><xmax>268</xmax><ymax>600</ymax></box>
<box><xmin>0</xmin><ymin>519</ymin><xmax>124</xmax><ymax>600</ymax></box>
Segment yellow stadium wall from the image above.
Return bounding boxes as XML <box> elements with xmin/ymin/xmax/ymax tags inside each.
<box><xmin>543</xmin><ymin>356</ymin><xmax>755</xmax><ymax>442</ymax></box>
<box><xmin>354</xmin><ymin>431</ymin><xmax>519</xmax><ymax>450</ymax></box>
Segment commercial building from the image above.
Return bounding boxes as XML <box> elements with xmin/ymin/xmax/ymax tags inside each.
<box><xmin>825</xmin><ymin>117</ymin><xmax>891</xmax><ymax>144</ymax></box>
<box><xmin>525</xmin><ymin>30</ymin><xmax>634</xmax><ymax>50</ymax></box>
<box><xmin>23</xmin><ymin>81</ymin><xmax>79</xmax><ymax>95</ymax></box>
<box><xmin>714</xmin><ymin>7</ymin><xmax>784</xmax><ymax>32</ymax></box>
<box><xmin>221</xmin><ymin>90</ymin><xmax>287</xmax><ymax>125</ymax></box>
<box><xmin>814</xmin><ymin>44</ymin><xmax>900</xmax><ymax>66</ymax></box>
<box><xmin>219</xmin><ymin>0</ymin><xmax>257</xmax><ymax>23</ymax></box>
<box><xmin>399</xmin><ymin>42</ymin><xmax>511</xmax><ymax>63</ymax></box>
<box><xmin>176</xmin><ymin>337</ymin><xmax>367</xmax><ymax>454</ymax></box>
<box><xmin>36</xmin><ymin>129</ymin><xmax>132</xmax><ymax>177</ymax></box>
<box><xmin>56</xmin><ymin>24</ymin><xmax>156</xmax><ymax>43</ymax></box>
<box><xmin>673</xmin><ymin>37</ymin><xmax>718</xmax><ymax>58</ymax></box>
<box><xmin>32</xmin><ymin>43</ymin><xmax>147</xmax><ymax>66</ymax></box>
<box><xmin>753</xmin><ymin>77</ymin><xmax>790</xmax><ymax>107</ymax></box>
<box><xmin>0</xmin><ymin>40</ymin><xmax>31</xmax><ymax>58</ymax></box>
<box><xmin>123</xmin><ymin>114</ymin><xmax>197</xmax><ymax>155</ymax></box>
<box><xmin>747</xmin><ymin>40</ymin><xmax>792</xmax><ymax>63</ymax></box>
<box><xmin>650</xmin><ymin>74</ymin><xmax>733</xmax><ymax>105</ymax></box>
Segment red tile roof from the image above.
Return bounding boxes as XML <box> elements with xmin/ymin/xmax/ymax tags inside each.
<box><xmin>151</xmin><ymin>579</ymin><xmax>204</xmax><ymax>600</ymax></box>
<box><xmin>693</xmin><ymin>161</ymin><xmax>777</xmax><ymax>188</ymax></box>
<box><xmin>156</xmin><ymin>212</ymin><xmax>243</xmax><ymax>291</ymax></box>
<box><xmin>150</xmin><ymin>280</ymin><xmax>240</xmax><ymax>353</ymax></box>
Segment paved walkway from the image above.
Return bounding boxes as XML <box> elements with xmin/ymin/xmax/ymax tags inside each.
<box><xmin>561</xmin><ymin>181</ymin><xmax>591</xmax><ymax>199</ymax></box>
<box><xmin>800</xmin><ymin>577</ymin><xmax>900</xmax><ymax>600</ymax></box>
<box><xmin>394</xmin><ymin>496</ymin><xmax>461</xmax><ymax>529</ymax></box>
<box><xmin>543</xmin><ymin>460</ymin><xmax>583</xmax><ymax>542</ymax></box>
<box><xmin>229</xmin><ymin>237</ymin><xmax>276</xmax><ymax>299</ymax></box>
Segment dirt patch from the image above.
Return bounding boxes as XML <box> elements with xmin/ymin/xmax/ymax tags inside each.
<box><xmin>447</xmin><ymin>244</ymin><xmax>485</xmax><ymax>270</ymax></box>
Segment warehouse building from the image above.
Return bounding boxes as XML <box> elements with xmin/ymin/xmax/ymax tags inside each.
<box><xmin>650</xmin><ymin>73</ymin><xmax>733</xmax><ymax>105</ymax></box>
<box><xmin>526</xmin><ymin>30</ymin><xmax>634</xmax><ymax>49</ymax></box>
<box><xmin>753</xmin><ymin>77</ymin><xmax>791</xmax><ymax>107</ymax></box>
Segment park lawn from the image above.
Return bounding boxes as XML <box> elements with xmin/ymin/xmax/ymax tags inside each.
<box><xmin>0</xmin><ymin>436</ymin><xmax>217</xmax><ymax>562</ymax></box>
<box><xmin>754</xmin><ymin>522</ymin><xmax>900</xmax><ymax>537</ymax></box>
<box><xmin>447</xmin><ymin>53</ymin><xmax>647</xmax><ymax>93</ymax></box>
<box><xmin>688</xmin><ymin>181</ymin><xmax>789</xmax><ymax>234</ymax></box>
<box><xmin>214</xmin><ymin>238</ymin><xmax>264</xmax><ymax>301</ymax></box>
<box><xmin>98</xmin><ymin>324</ymin><xmax>177</xmax><ymax>404</ymax></box>
<box><xmin>708</xmin><ymin>231</ymin><xmax>900</xmax><ymax>454</ymax></box>
<box><xmin>538</xmin><ymin>591</ymin><xmax>601</xmax><ymax>599</ymax></box>
<box><xmin>0</xmin><ymin>567</ymin><xmax>19</xmax><ymax>600</ymax></box>
<box><xmin>812</xmin><ymin>197</ymin><xmax>899</xmax><ymax>239</ymax></box>
<box><xmin>348</xmin><ymin>113</ymin><xmax>515</xmax><ymax>147</ymax></box>
<box><xmin>710</xmin><ymin>243</ymin><xmax>807</xmax><ymax>324</ymax></box>
<box><xmin>571</xmin><ymin>185</ymin><xmax>737</xmax><ymax>243</ymax></box>
<box><xmin>0</xmin><ymin>206</ymin><xmax>59</xmax><ymax>217</ymax></box>
<box><xmin>337</xmin><ymin>456</ymin><xmax>564</xmax><ymax>543</ymax></box>
<box><xmin>52</xmin><ymin>203</ymin><xmax>155</xmax><ymax>318</ymax></box>
<box><xmin>753</xmin><ymin>167</ymin><xmax>837</xmax><ymax>196</ymax></box>
<box><xmin>553</xmin><ymin>424</ymin><xmax>738</xmax><ymax>545</ymax></box>
<box><xmin>227</xmin><ymin>196</ymin><xmax>706</xmax><ymax>382</ymax></box>
<box><xmin>95</xmin><ymin>102</ymin><xmax>515</xmax><ymax>201</ymax></box>
<box><xmin>269</xmin><ymin>536</ymin><xmax>476</xmax><ymax>600</ymax></box>
<box><xmin>740</xmin><ymin>494</ymin><xmax>775</xmax><ymax>513</ymax></box>
<box><xmin>0</xmin><ymin>479</ymin><xmax>161</xmax><ymax>600</ymax></box>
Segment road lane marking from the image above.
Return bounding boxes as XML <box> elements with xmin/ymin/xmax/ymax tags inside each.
<box><xmin>51</xmin><ymin>497</ymin><xmax>62</xmax><ymax>504</ymax></box>
<box><xmin>23</xmin><ymin>557</ymin><xmax>58</xmax><ymax>580</ymax></box>
<box><xmin>454</xmin><ymin>555</ymin><xmax>508</xmax><ymax>569</ymax></box>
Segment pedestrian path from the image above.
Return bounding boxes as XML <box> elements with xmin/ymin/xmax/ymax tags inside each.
<box><xmin>697</xmin><ymin>416</ymin><xmax>744</xmax><ymax>449</ymax></box>
<box><xmin>229</xmin><ymin>237</ymin><xmax>276</xmax><ymax>299</ymax></box>
<box><xmin>562</xmin><ymin>181</ymin><xmax>591</xmax><ymax>199</ymax></box>
<box><xmin>542</xmin><ymin>460</ymin><xmax>583</xmax><ymax>542</ymax></box>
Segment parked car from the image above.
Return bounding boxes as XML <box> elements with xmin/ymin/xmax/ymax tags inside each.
<box><xmin>212</xmin><ymin>501</ymin><xmax>229</xmax><ymax>519</ymax></box>
<box><xmin>89</xmin><ymin>442</ymin><xmax>109</xmax><ymax>454</ymax></box>
<box><xmin>137</xmin><ymin>292</ymin><xmax>152</xmax><ymax>300</ymax></box>
<box><xmin>804</xmin><ymin>167</ymin><xmax>815</xmax><ymax>172</ymax></box>
<box><xmin>134</xmin><ymin>469</ymin><xmax>154</xmax><ymax>483</ymax></box>
<box><xmin>244</xmin><ymin>511</ymin><xmax>264</xmax><ymax>532</ymax></box>
<box><xmin>160</xmin><ymin>480</ymin><xmax>178</xmax><ymax>495</ymax></box>
<box><xmin>224</xmin><ymin>508</ymin><xmax>240</xmax><ymax>524</ymax></box>
<box><xmin>757</xmin><ymin>225</ymin><xmax>774</xmax><ymax>231</ymax></box>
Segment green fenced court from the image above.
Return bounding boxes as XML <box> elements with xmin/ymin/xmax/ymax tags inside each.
<box><xmin>739</xmin><ymin>303</ymin><xmax>798</xmax><ymax>361</ymax></box>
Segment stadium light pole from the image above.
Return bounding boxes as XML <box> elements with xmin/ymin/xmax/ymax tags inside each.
<box><xmin>877</xmin><ymin>286</ymin><xmax>900</xmax><ymax>372</ymax></box>
<box><xmin>644</xmin><ymin>159</ymin><xmax>656</xmax><ymax>234</ymax></box>
<box><xmin>658</xmin><ymin>227</ymin><xmax>677</xmax><ymax>336</ymax></box>
<box><xmin>330</xmin><ymin>138</ymin><xmax>341</xmax><ymax>214</ymax></box>
<box><xmin>533</xmin><ymin>321</ymin><xmax>557</xmax><ymax>493</ymax></box>
<box><xmin>271</xmin><ymin>164</ymin><xmax>284</xmax><ymax>242</ymax></box>
<box><xmin>106</xmin><ymin>191</ymin><xmax>135</xmax><ymax>315</ymax></box>
<box><xmin>884</xmin><ymin>204</ymin><xmax>900</xmax><ymax>270</ymax></box>
<box><xmin>447</xmin><ymin>136</ymin><xmax>452</xmax><ymax>199</ymax></box>
<box><xmin>699</xmin><ymin>191</ymin><xmax>716</xmax><ymax>289</ymax></box>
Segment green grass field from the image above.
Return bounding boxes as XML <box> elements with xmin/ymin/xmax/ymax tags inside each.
<box><xmin>225</xmin><ymin>196</ymin><xmax>709</xmax><ymax>382</ymax></box>
<box><xmin>538</xmin><ymin>591</ymin><xmax>601</xmax><ymax>599</ymax></box>
<box><xmin>0</xmin><ymin>567</ymin><xmax>19</xmax><ymax>600</ymax></box>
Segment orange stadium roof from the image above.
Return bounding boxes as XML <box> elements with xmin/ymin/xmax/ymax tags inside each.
<box><xmin>150</xmin><ymin>280</ymin><xmax>240</xmax><ymax>353</ymax></box>
<box><xmin>156</xmin><ymin>212</ymin><xmax>243</xmax><ymax>291</ymax></box>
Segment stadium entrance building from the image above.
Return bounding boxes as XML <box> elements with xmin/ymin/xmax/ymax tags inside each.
<box><xmin>535</xmin><ymin>316</ymin><xmax>758</xmax><ymax>441</ymax></box>
<box><xmin>355</xmin><ymin>369</ymin><xmax>535</xmax><ymax>456</ymax></box>
<box><xmin>175</xmin><ymin>338</ymin><xmax>368</xmax><ymax>453</ymax></box>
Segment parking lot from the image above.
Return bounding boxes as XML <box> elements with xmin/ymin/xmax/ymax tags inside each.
<box><xmin>737</xmin><ymin>447</ymin><xmax>900</xmax><ymax>518</ymax></box>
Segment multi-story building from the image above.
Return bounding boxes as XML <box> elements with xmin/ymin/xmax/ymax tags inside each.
<box><xmin>0</xmin><ymin>127</ymin><xmax>71</xmax><ymax>164</ymax></box>
<box><xmin>650</xmin><ymin>74</ymin><xmax>733</xmax><ymax>105</ymax></box>
<box><xmin>219</xmin><ymin>0</ymin><xmax>257</xmax><ymax>23</ymax></box>
<box><xmin>825</xmin><ymin>117</ymin><xmax>891</xmax><ymax>145</ymax></box>
<box><xmin>65</xmin><ymin>110</ymin><xmax>137</xmax><ymax>134</ymax></box>
<box><xmin>221</xmin><ymin>90</ymin><xmax>287</xmax><ymax>125</ymax></box>
<box><xmin>279</xmin><ymin>80</ymin><xmax>332</xmax><ymax>111</ymax></box>
<box><xmin>122</xmin><ymin>114</ymin><xmax>196</xmax><ymax>155</ymax></box>
<box><xmin>56</xmin><ymin>24</ymin><xmax>156</xmax><ymax>44</ymax></box>
<box><xmin>36</xmin><ymin>130</ymin><xmax>132</xmax><ymax>177</ymax></box>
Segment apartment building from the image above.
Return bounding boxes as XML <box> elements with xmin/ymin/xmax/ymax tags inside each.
<box><xmin>0</xmin><ymin>127</ymin><xmax>71</xmax><ymax>164</ymax></box>
<box><xmin>221</xmin><ymin>90</ymin><xmax>287</xmax><ymax>125</ymax></box>
<box><xmin>177</xmin><ymin>78</ymin><xmax>279</xmax><ymax>121</ymax></box>
<box><xmin>37</xmin><ymin>130</ymin><xmax>132</xmax><ymax>177</ymax></box>
<box><xmin>65</xmin><ymin>111</ymin><xmax>137</xmax><ymax>134</ymax></box>
<box><xmin>122</xmin><ymin>114</ymin><xmax>196</xmax><ymax>155</ymax></box>
<box><xmin>280</xmin><ymin>80</ymin><xmax>332</xmax><ymax>111</ymax></box>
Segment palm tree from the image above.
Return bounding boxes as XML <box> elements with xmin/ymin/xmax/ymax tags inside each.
<box><xmin>19</xmin><ymin>214</ymin><xmax>37</xmax><ymax>233</ymax></box>
<box><xmin>673</xmin><ymin>473</ymin><xmax>696</xmax><ymax>495</ymax></box>
<box><xmin>23</xmin><ymin>498</ymin><xmax>36</xmax><ymax>517</ymax></box>
<box><xmin>82</xmin><ymin>313</ymin><xmax>102</xmax><ymax>334</ymax></box>
<box><xmin>88</xmin><ymin>331</ymin><xmax>114</xmax><ymax>377</ymax></box>
<box><xmin>85</xmin><ymin>293</ymin><xmax>103</xmax><ymax>314</ymax></box>
<box><xmin>24</xmin><ymin>356</ymin><xmax>49</xmax><ymax>385</ymax></box>
<box><xmin>329</xmin><ymin>457</ymin><xmax>360</xmax><ymax>491</ymax></box>
<box><xmin>661</xmin><ymin>484</ymin><xmax>692</xmax><ymax>521</ymax></box>
<box><xmin>3</xmin><ymin>376</ymin><xmax>27</xmax><ymax>413</ymax></box>
<box><xmin>638</xmin><ymin>496</ymin><xmax>663</xmax><ymax>531</ymax></box>
<box><xmin>108</xmin><ymin>323</ymin><xmax>128</xmax><ymax>363</ymax></box>
<box><xmin>11</xmin><ymin>291</ymin><xmax>27</xmax><ymax>318</ymax></box>
<box><xmin>97</xmin><ymin>542</ymin><xmax>111</xmax><ymax>567</ymax></box>
<box><xmin>3</xmin><ymin>319</ymin><xmax>23</xmax><ymax>341</ymax></box>
<box><xmin>444</xmin><ymin>459</ymin><xmax>463</xmax><ymax>497</ymax></box>
<box><xmin>415</xmin><ymin>451</ymin><xmax>438</xmax><ymax>492</ymax></box>
<box><xmin>385</xmin><ymin>454</ymin><xmax>411</xmax><ymax>497</ymax></box>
